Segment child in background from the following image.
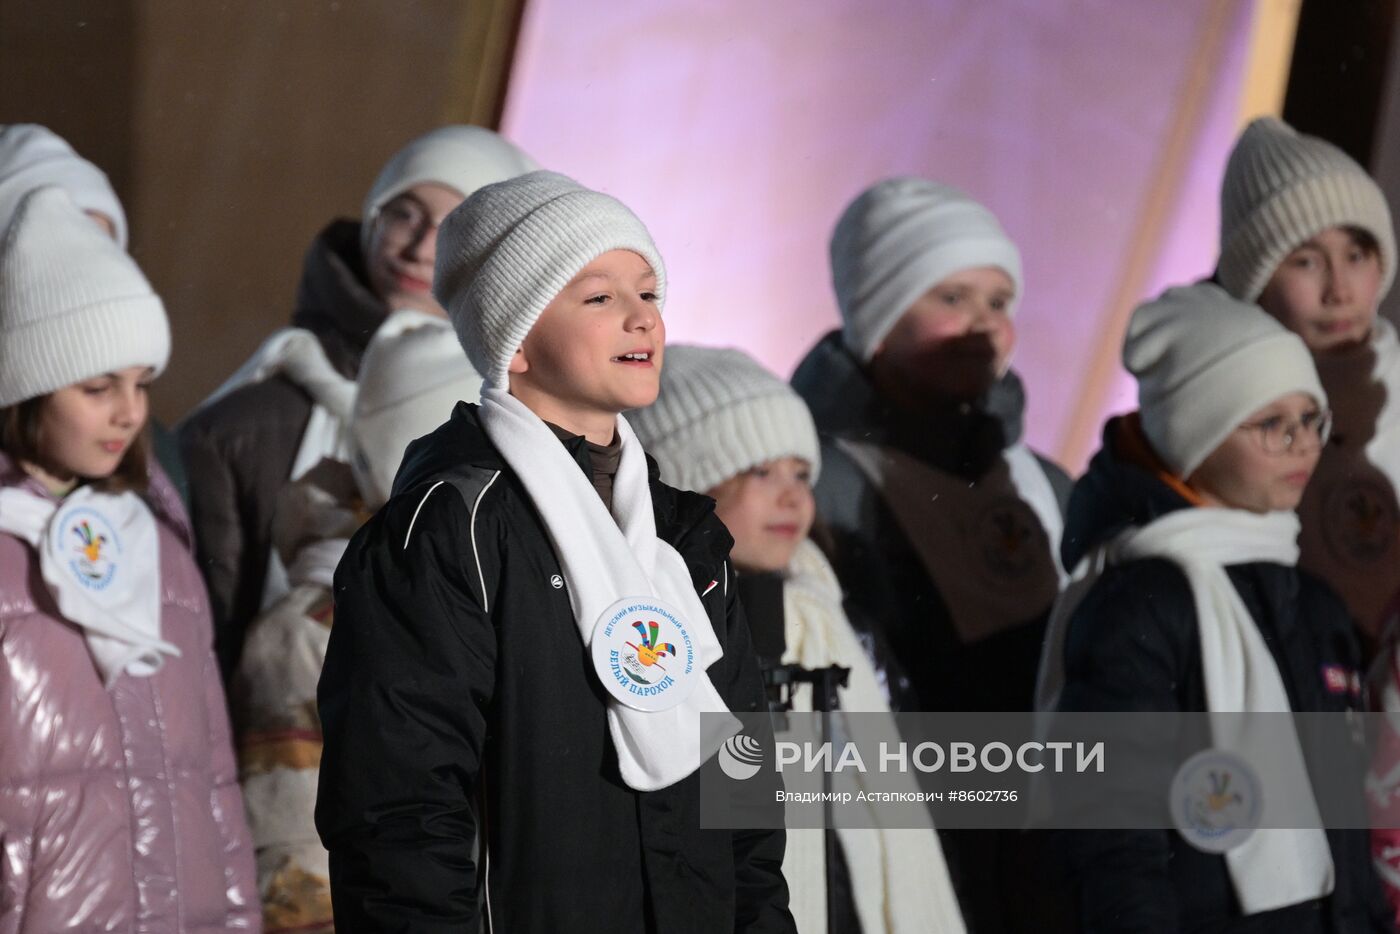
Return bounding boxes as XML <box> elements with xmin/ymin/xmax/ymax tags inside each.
<box><xmin>629</xmin><ymin>343</ymin><xmax>965</xmax><ymax>934</ymax></box>
<box><xmin>179</xmin><ymin>126</ymin><xmax>536</xmax><ymax>681</ymax></box>
<box><xmin>315</xmin><ymin>172</ymin><xmax>792</xmax><ymax>932</ymax></box>
<box><xmin>0</xmin><ymin>187</ymin><xmax>257</xmax><ymax>931</ymax></box>
<box><xmin>1217</xmin><ymin>116</ymin><xmax>1400</xmax><ymax>649</ymax></box>
<box><xmin>1041</xmin><ymin>282</ymin><xmax>1388</xmax><ymax>933</ymax></box>
<box><xmin>232</xmin><ymin>311</ymin><xmax>479</xmax><ymax>933</ymax></box>
<box><xmin>791</xmin><ymin>177</ymin><xmax>1070</xmax><ymax>717</ymax></box>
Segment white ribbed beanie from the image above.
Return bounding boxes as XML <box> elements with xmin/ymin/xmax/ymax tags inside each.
<box><xmin>1219</xmin><ymin>117</ymin><xmax>1395</xmax><ymax>303</ymax></box>
<box><xmin>434</xmin><ymin>170</ymin><xmax>666</xmax><ymax>388</ymax></box>
<box><xmin>361</xmin><ymin>125</ymin><xmax>538</xmax><ymax>248</ymax></box>
<box><xmin>831</xmin><ymin>177</ymin><xmax>1022</xmax><ymax>362</ymax></box>
<box><xmin>627</xmin><ymin>345</ymin><xmax>821</xmax><ymax>495</ymax></box>
<box><xmin>1124</xmin><ymin>282</ymin><xmax>1326</xmax><ymax>477</ymax></box>
<box><xmin>349</xmin><ymin>310</ymin><xmax>484</xmax><ymax>507</ymax></box>
<box><xmin>0</xmin><ymin>187</ymin><xmax>169</xmax><ymax>408</ymax></box>
<box><xmin>0</xmin><ymin>124</ymin><xmax>127</xmax><ymax>248</ymax></box>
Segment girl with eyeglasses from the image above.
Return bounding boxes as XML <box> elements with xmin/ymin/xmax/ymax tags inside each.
<box><xmin>1037</xmin><ymin>283</ymin><xmax>1388</xmax><ymax>933</ymax></box>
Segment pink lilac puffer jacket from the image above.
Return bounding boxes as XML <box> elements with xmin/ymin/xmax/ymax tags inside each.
<box><xmin>0</xmin><ymin>452</ymin><xmax>259</xmax><ymax>932</ymax></box>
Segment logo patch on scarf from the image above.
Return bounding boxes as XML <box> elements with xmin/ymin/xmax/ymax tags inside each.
<box><xmin>1169</xmin><ymin>748</ymin><xmax>1261</xmax><ymax>854</ymax></box>
<box><xmin>591</xmin><ymin>596</ymin><xmax>699</xmax><ymax>711</ymax></box>
<box><xmin>972</xmin><ymin>496</ymin><xmax>1048</xmax><ymax>583</ymax></box>
<box><xmin>1321</xmin><ymin>478</ymin><xmax>1399</xmax><ymax>569</ymax></box>
<box><xmin>60</xmin><ymin>506</ymin><xmax>121</xmax><ymax>592</ymax></box>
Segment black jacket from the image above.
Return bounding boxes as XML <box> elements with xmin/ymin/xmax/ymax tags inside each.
<box><xmin>314</xmin><ymin>403</ymin><xmax>794</xmax><ymax>933</ymax></box>
<box><xmin>1056</xmin><ymin>417</ymin><xmax>1393</xmax><ymax>934</ymax></box>
<box><xmin>791</xmin><ymin>330</ymin><xmax>1072</xmax><ymax>714</ymax></box>
<box><xmin>179</xmin><ymin>219</ymin><xmax>388</xmax><ymax>681</ymax></box>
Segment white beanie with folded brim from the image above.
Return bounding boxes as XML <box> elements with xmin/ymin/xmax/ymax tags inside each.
<box><xmin>1219</xmin><ymin>117</ymin><xmax>1396</xmax><ymax>304</ymax></box>
<box><xmin>831</xmin><ymin>177</ymin><xmax>1022</xmax><ymax>363</ymax></box>
<box><xmin>0</xmin><ymin>124</ymin><xmax>127</xmax><ymax>248</ymax></box>
<box><xmin>627</xmin><ymin>345</ymin><xmax>821</xmax><ymax>495</ymax></box>
<box><xmin>0</xmin><ymin>187</ymin><xmax>169</xmax><ymax>408</ymax></box>
<box><xmin>434</xmin><ymin>170</ymin><xmax>665</xmax><ymax>389</ymax></box>
<box><xmin>349</xmin><ymin>310</ymin><xmax>484</xmax><ymax>508</ymax></box>
<box><xmin>361</xmin><ymin>125</ymin><xmax>539</xmax><ymax>249</ymax></box>
<box><xmin>1125</xmin><ymin>282</ymin><xmax>1326</xmax><ymax>478</ymax></box>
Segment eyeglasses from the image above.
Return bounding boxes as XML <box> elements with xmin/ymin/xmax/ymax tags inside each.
<box><xmin>1237</xmin><ymin>409</ymin><xmax>1333</xmax><ymax>455</ymax></box>
<box><xmin>377</xmin><ymin>198</ymin><xmax>442</xmax><ymax>242</ymax></box>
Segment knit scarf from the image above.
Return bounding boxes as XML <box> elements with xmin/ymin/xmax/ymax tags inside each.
<box><xmin>781</xmin><ymin>539</ymin><xmax>966</xmax><ymax>934</ymax></box>
<box><xmin>1037</xmin><ymin>508</ymin><xmax>1333</xmax><ymax>915</ymax></box>
<box><xmin>0</xmin><ymin>484</ymin><xmax>178</xmax><ymax>686</ymax></box>
<box><xmin>478</xmin><ymin>386</ymin><xmax>739</xmax><ymax>791</ymax></box>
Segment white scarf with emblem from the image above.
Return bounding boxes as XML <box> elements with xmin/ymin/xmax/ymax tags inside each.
<box><xmin>834</xmin><ymin>437</ymin><xmax>1065</xmax><ymax>643</ymax></box>
<box><xmin>478</xmin><ymin>386</ymin><xmax>740</xmax><ymax>791</ymax></box>
<box><xmin>0</xmin><ymin>484</ymin><xmax>178</xmax><ymax>687</ymax></box>
<box><xmin>1037</xmin><ymin>507</ymin><xmax>1333</xmax><ymax>915</ymax></box>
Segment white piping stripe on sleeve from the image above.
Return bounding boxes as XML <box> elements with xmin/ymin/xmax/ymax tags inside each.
<box><xmin>723</xmin><ymin>560</ymin><xmax>729</xmax><ymax>597</ymax></box>
<box><xmin>470</xmin><ymin>471</ymin><xmax>502</xmax><ymax>613</ymax></box>
<box><xmin>403</xmin><ymin>481</ymin><xmax>447</xmax><ymax>550</ymax></box>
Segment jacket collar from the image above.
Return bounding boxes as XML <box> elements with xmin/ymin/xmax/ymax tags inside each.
<box><xmin>791</xmin><ymin>329</ymin><xmax>1029</xmax><ymax>478</ymax></box>
<box><xmin>290</xmin><ymin>219</ymin><xmax>389</xmax><ymax>377</ymax></box>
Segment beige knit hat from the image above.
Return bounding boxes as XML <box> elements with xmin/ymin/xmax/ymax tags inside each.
<box><xmin>361</xmin><ymin>125</ymin><xmax>538</xmax><ymax>248</ymax></box>
<box><xmin>1124</xmin><ymin>282</ymin><xmax>1325</xmax><ymax>477</ymax></box>
<box><xmin>831</xmin><ymin>178</ymin><xmax>1022</xmax><ymax>362</ymax></box>
<box><xmin>0</xmin><ymin>187</ymin><xmax>169</xmax><ymax>407</ymax></box>
<box><xmin>1219</xmin><ymin>117</ymin><xmax>1395</xmax><ymax>303</ymax></box>
<box><xmin>627</xmin><ymin>345</ymin><xmax>820</xmax><ymax>495</ymax></box>
<box><xmin>348</xmin><ymin>310</ymin><xmax>483</xmax><ymax>507</ymax></box>
<box><xmin>434</xmin><ymin>171</ymin><xmax>666</xmax><ymax>388</ymax></box>
<box><xmin>0</xmin><ymin>124</ymin><xmax>127</xmax><ymax>248</ymax></box>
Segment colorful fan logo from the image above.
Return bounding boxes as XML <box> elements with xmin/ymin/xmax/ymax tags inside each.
<box><xmin>591</xmin><ymin>596</ymin><xmax>700</xmax><ymax>712</ymax></box>
<box><xmin>72</xmin><ymin>520</ymin><xmax>108</xmax><ymax>569</ymax></box>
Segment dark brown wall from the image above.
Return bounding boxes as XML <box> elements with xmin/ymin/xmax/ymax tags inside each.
<box><xmin>0</xmin><ymin>0</ymin><xmax>522</xmax><ymax>422</ymax></box>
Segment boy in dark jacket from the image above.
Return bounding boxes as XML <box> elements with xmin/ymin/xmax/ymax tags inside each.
<box><xmin>314</xmin><ymin>171</ymin><xmax>793</xmax><ymax>933</ymax></box>
<box><xmin>1042</xmin><ymin>282</ymin><xmax>1392</xmax><ymax>933</ymax></box>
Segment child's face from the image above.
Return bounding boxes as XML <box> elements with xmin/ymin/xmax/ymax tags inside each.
<box><xmin>364</xmin><ymin>182</ymin><xmax>463</xmax><ymax>317</ymax></box>
<box><xmin>870</xmin><ymin>266</ymin><xmax>1017</xmax><ymax>401</ymax></box>
<box><xmin>1257</xmin><ymin>227</ymin><xmax>1383</xmax><ymax>353</ymax></box>
<box><xmin>509</xmin><ymin>250</ymin><xmax>663</xmax><ymax>439</ymax></box>
<box><xmin>708</xmin><ymin>457</ymin><xmax>815</xmax><ymax>573</ymax></box>
<box><xmin>33</xmin><ymin>367</ymin><xmax>152</xmax><ymax>484</ymax></box>
<box><xmin>1187</xmin><ymin>392</ymin><xmax>1325</xmax><ymax>513</ymax></box>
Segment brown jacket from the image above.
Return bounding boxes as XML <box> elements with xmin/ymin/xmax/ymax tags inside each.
<box><xmin>179</xmin><ymin>219</ymin><xmax>386</xmax><ymax>680</ymax></box>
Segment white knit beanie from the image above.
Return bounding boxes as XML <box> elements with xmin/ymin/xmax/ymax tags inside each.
<box><xmin>1219</xmin><ymin>116</ymin><xmax>1396</xmax><ymax>303</ymax></box>
<box><xmin>0</xmin><ymin>187</ymin><xmax>169</xmax><ymax>408</ymax></box>
<box><xmin>627</xmin><ymin>345</ymin><xmax>821</xmax><ymax>495</ymax></box>
<box><xmin>830</xmin><ymin>177</ymin><xmax>1023</xmax><ymax>363</ymax></box>
<box><xmin>0</xmin><ymin>124</ymin><xmax>127</xmax><ymax>248</ymax></box>
<box><xmin>348</xmin><ymin>310</ymin><xmax>484</xmax><ymax>508</ymax></box>
<box><xmin>1124</xmin><ymin>282</ymin><xmax>1326</xmax><ymax>477</ymax></box>
<box><xmin>361</xmin><ymin>125</ymin><xmax>539</xmax><ymax>248</ymax></box>
<box><xmin>434</xmin><ymin>170</ymin><xmax>666</xmax><ymax>388</ymax></box>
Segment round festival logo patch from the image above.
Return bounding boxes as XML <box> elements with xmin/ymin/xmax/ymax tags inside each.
<box><xmin>58</xmin><ymin>506</ymin><xmax>122</xmax><ymax>592</ymax></box>
<box><xmin>1321</xmin><ymin>477</ymin><xmax>1399</xmax><ymax>568</ymax></box>
<box><xmin>591</xmin><ymin>596</ymin><xmax>700</xmax><ymax>711</ymax></box>
<box><xmin>1169</xmin><ymin>748</ymin><xmax>1262</xmax><ymax>854</ymax></box>
<box><xmin>971</xmin><ymin>496</ymin><xmax>1046</xmax><ymax>583</ymax></box>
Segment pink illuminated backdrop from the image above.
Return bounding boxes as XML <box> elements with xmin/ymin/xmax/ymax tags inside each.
<box><xmin>502</xmin><ymin>1</ymin><xmax>1259</xmax><ymax>472</ymax></box>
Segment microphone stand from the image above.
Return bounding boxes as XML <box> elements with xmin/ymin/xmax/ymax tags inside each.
<box><xmin>763</xmin><ymin>662</ymin><xmax>851</xmax><ymax>934</ymax></box>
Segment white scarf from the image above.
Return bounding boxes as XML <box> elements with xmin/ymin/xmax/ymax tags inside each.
<box><xmin>0</xmin><ymin>485</ymin><xmax>178</xmax><ymax>686</ymax></box>
<box><xmin>478</xmin><ymin>386</ymin><xmax>740</xmax><ymax>791</ymax></box>
<box><xmin>781</xmin><ymin>540</ymin><xmax>966</xmax><ymax>934</ymax></box>
<box><xmin>1037</xmin><ymin>508</ymin><xmax>1333</xmax><ymax>915</ymax></box>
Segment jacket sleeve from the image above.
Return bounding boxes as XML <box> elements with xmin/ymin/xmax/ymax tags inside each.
<box><xmin>201</xmin><ymin>629</ymin><xmax>260</xmax><ymax>929</ymax></box>
<box><xmin>315</xmin><ymin>482</ymin><xmax>496</xmax><ymax>932</ymax></box>
<box><xmin>716</xmin><ymin>561</ymin><xmax>797</xmax><ymax>933</ymax></box>
<box><xmin>178</xmin><ymin>414</ymin><xmax>250</xmax><ymax>681</ymax></box>
<box><xmin>1055</xmin><ymin>559</ymin><xmax>1192</xmax><ymax>934</ymax></box>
